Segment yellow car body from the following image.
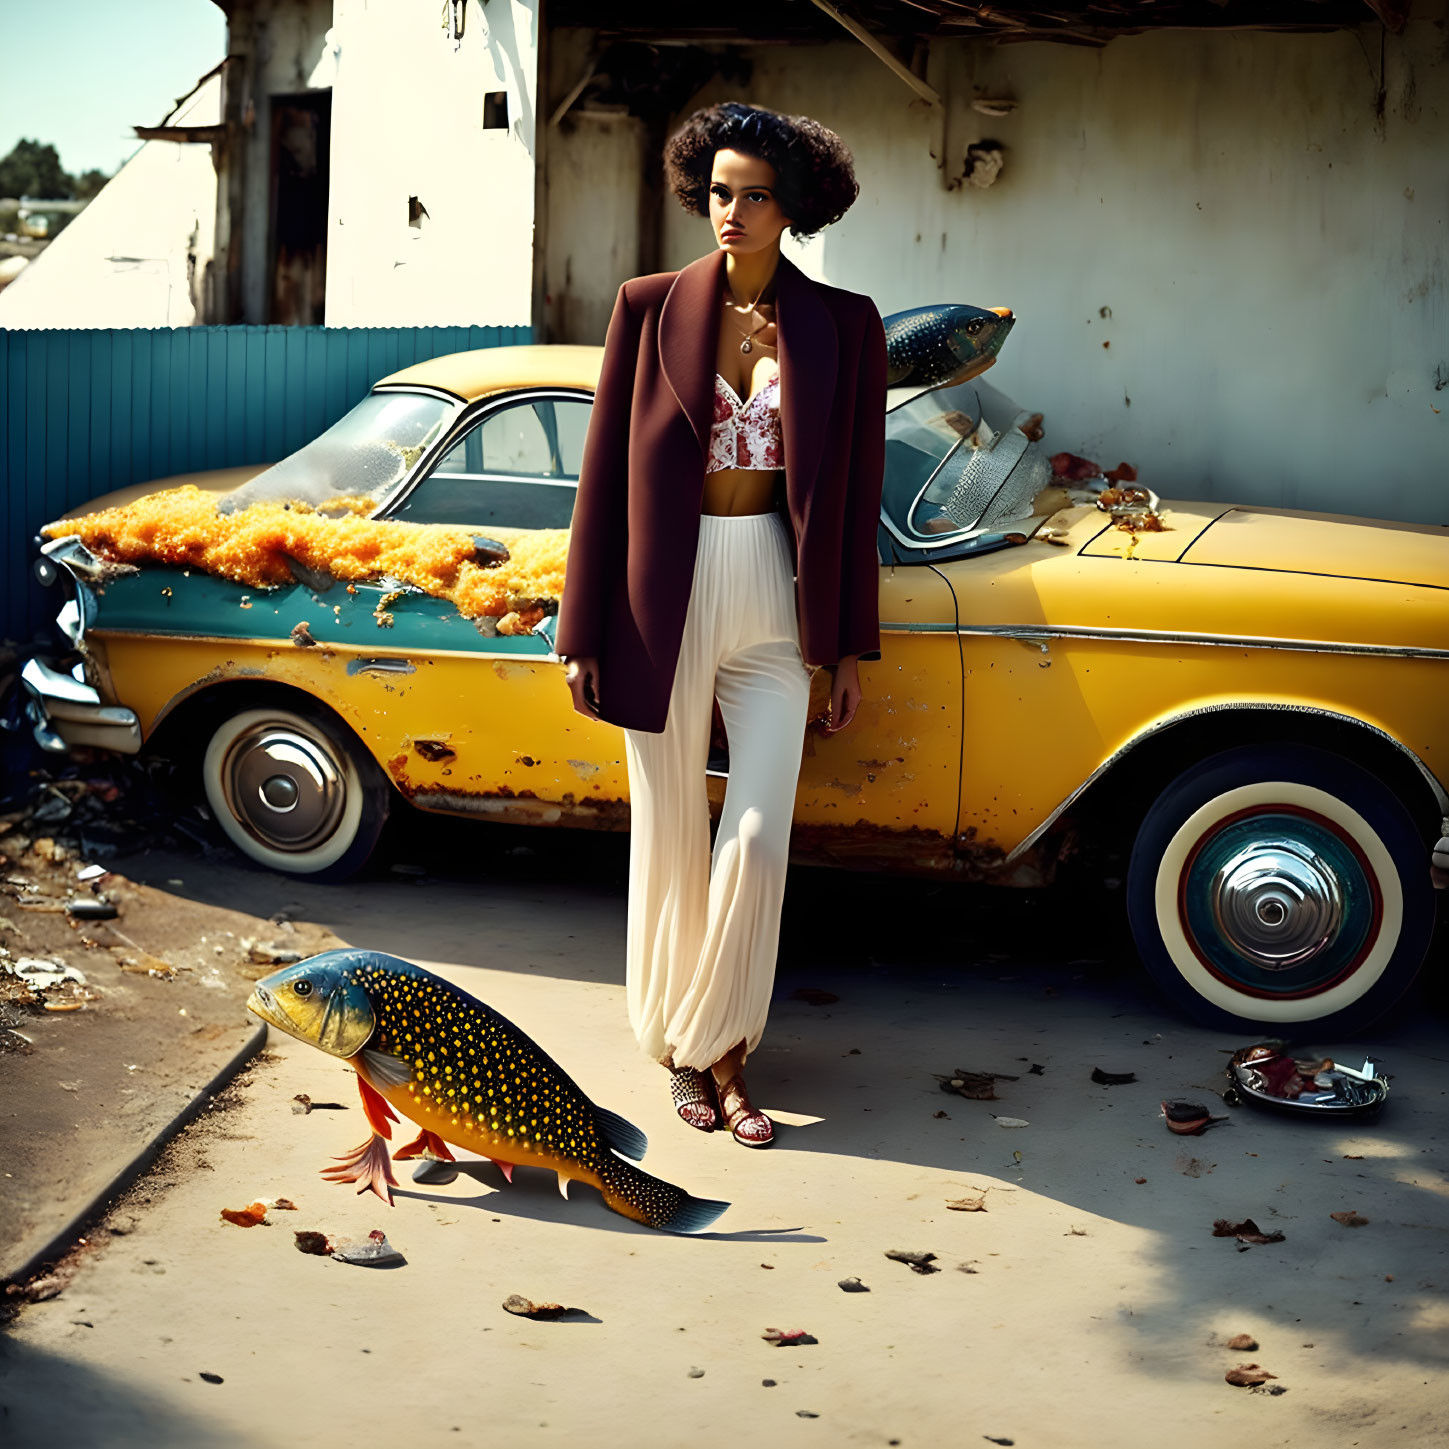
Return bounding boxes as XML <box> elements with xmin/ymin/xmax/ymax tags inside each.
<box><xmin>29</xmin><ymin>343</ymin><xmax>1448</xmax><ymax>1034</ymax></box>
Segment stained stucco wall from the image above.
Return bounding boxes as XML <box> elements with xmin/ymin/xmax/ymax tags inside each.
<box><xmin>325</xmin><ymin>0</ymin><xmax>539</xmax><ymax>327</ymax></box>
<box><xmin>658</xmin><ymin>10</ymin><xmax>1448</xmax><ymax>525</ymax></box>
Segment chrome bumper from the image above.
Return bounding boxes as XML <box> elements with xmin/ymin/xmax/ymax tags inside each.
<box><xmin>20</xmin><ymin>658</ymin><xmax>141</xmax><ymax>755</ymax></box>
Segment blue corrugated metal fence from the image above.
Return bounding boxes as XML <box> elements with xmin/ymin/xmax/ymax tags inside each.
<box><xmin>1</xmin><ymin>324</ymin><xmax>531</xmax><ymax>641</ymax></box>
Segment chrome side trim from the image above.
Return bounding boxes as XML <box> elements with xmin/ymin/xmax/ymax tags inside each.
<box><xmin>346</xmin><ymin>658</ymin><xmax>417</xmax><ymax>677</ymax></box>
<box><xmin>955</xmin><ymin>623</ymin><xmax>1449</xmax><ymax>662</ymax></box>
<box><xmin>1003</xmin><ymin>702</ymin><xmax>1449</xmax><ymax>865</ymax></box>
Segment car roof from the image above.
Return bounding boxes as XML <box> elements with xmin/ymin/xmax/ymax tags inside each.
<box><xmin>376</xmin><ymin>343</ymin><xmax>604</xmax><ymax>402</ymax></box>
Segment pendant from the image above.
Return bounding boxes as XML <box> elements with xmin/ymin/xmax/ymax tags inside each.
<box><xmin>740</xmin><ymin>337</ymin><xmax>753</xmax><ymax>354</ymax></box>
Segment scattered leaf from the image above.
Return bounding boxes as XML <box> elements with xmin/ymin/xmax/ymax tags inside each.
<box><xmin>220</xmin><ymin>1201</ymin><xmax>270</xmax><ymax>1228</ymax></box>
<box><xmin>884</xmin><ymin>1249</ymin><xmax>939</xmax><ymax>1274</ymax></box>
<box><xmin>1330</xmin><ymin>1211</ymin><xmax>1369</xmax><ymax>1228</ymax></box>
<box><xmin>935</xmin><ymin>1067</ymin><xmax>1020</xmax><ymax>1100</ymax></box>
<box><xmin>1213</xmin><ymin>1218</ymin><xmax>1285</xmax><ymax>1246</ymax></box>
<box><xmin>1091</xmin><ymin>1067</ymin><xmax>1137</xmax><ymax>1085</ymax></box>
<box><xmin>1225</xmin><ymin>1333</ymin><xmax>1259</xmax><ymax>1351</ymax></box>
<box><xmin>293</xmin><ymin>1231</ymin><xmax>331</xmax><ymax>1256</ymax></box>
<box><xmin>946</xmin><ymin>1193</ymin><xmax>988</xmax><ymax>1212</ymax></box>
<box><xmin>1225</xmin><ymin>1364</ymin><xmax>1278</xmax><ymax>1387</ymax></box>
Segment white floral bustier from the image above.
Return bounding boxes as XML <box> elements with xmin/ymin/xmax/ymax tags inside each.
<box><xmin>706</xmin><ymin>373</ymin><xmax>784</xmax><ymax>474</ymax></box>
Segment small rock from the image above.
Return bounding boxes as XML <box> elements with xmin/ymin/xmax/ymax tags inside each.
<box><xmin>837</xmin><ymin>1277</ymin><xmax>869</xmax><ymax>1292</ymax></box>
<box><xmin>993</xmin><ymin>1116</ymin><xmax>1029</xmax><ymax>1129</ymax></box>
<box><xmin>762</xmin><ymin>1379</ymin><xmax>776</xmax><ymax>1387</ymax></box>
<box><xmin>796</xmin><ymin>1410</ymin><xmax>819</xmax><ymax>1419</ymax></box>
<box><xmin>502</xmin><ymin>1294</ymin><xmax>570</xmax><ymax>1320</ymax></box>
<box><xmin>294</xmin><ymin>1231</ymin><xmax>331</xmax><ymax>1256</ymax></box>
<box><xmin>1225</xmin><ymin>1333</ymin><xmax>1259</xmax><ymax>1351</ymax></box>
<box><xmin>1225</xmin><ymin>1364</ymin><xmax>1278</xmax><ymax>1387</ymax></box>
<box><xmin>687</xmin><ymin>1367</ymin><xmax>705</xmax><ymax>1378</ymax></box>
<box><xmin>198</xmin><ymin>1372</ymin><xmax>224</xmax><ymax>1385</ymax></box>
<box><xmin>331</xmin><ymin>1230</ymin><xmax>405</xmax><ymax>1267</ymax></box>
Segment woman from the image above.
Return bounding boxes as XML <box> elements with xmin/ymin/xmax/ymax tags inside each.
<box><xmin>556</xmin><ymin>101</ymin><xmax>887</xmax><ymax>1147</ymax></box>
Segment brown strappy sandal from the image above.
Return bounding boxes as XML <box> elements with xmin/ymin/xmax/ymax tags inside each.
<box><xmin>668</xmin><ymin>1065</ymin><xmax>719</xmax><ymax>1132</ymax></box>
<box><xmin>716</xmin><ymin>1072</ymin><xmax>774</xmax><ymax>1148</ymax></box>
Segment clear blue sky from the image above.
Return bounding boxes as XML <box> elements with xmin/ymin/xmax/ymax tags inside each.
<box><xmin>0</xmin><ymin>0</ymin><xmax>226</xmax><ymax>177</ymax></box>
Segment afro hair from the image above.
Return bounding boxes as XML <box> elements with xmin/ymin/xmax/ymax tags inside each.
<box><xmin>663</xmin><ymin>101</ymin><xmax>859</xmax><ymax>239</ymax></box>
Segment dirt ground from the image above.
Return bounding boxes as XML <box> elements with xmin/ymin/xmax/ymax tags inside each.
<box><xmin>1</xmin><ymin>821</ymin><xmax>1447</xmax><ymax>1449</ymax></box>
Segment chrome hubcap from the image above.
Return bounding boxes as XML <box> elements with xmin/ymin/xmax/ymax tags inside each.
<box><xmin>223</xmin><ymin>723</ymin><xmax>345</xmax><ymax>852</ymax></box>
<box><xmin>1181</xmin><ymin>809</ymin><xmax>1377</xmax><ymax>998</ymax></box>
<box><xmin>1209</xmin><ymin>839</ymin><xmax>1345</xmax><ymax>969</ymax></box>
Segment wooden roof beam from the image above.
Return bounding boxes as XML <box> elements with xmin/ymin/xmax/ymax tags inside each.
<box><xmin>808</xmin><ymin>0</ymin><xmax>944</xmax><ymax>111</ymax></box>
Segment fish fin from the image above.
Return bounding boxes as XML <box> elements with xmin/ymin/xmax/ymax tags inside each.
<box><xmin>490</xmin><ymin>1159</ymin><xmax>514</xmax><ymax>1184</ymax></box>
<box><xmin>359</xmin><ymin>1047</ymin><xmax>414</xmax><ymax>1090</ymax></box>
<box><xmin>597</xmin><ymin>1155</ymin><xmax>729</xmax><ymax>1235</ymax></box>
<box><xmin>392</xmin><ymin>1129</ymin><xmax>456</xmax><ymax>1163</ymax></box>
<box><xmin>594</xmin><ymin>1106</ymin><xmax>648</xmax><ymax>1163</ymax></box>
<box><xmin>557</xmin><ymin>1173</ymin><xmax>570</xmax><ymax>1200</ymax></box>
<box><xmin>320</xmin><ymin>1133</ymin><xmax>397</xmax><ymax>1206</ymax></box>
<box><xmin>354</xmin><ymin>1073</ymin><xmax>398</xmax><ymax>1139</ymax></box>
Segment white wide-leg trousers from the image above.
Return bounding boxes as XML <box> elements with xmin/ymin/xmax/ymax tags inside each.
<box><xmin>624</xmin><ymin>511</ymin><xmax>812</xmax><ymax>1072</ymax></box>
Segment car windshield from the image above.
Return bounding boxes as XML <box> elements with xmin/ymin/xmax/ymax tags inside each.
<box><xmin>220</xmin><ymin>390</ymin><xmax>457</xmax><ymax>514</ymax></box>
<box><xmin>883</xmin><ymin>375</ymin><xmax>1052</xmax><ymax>547</ymax></box>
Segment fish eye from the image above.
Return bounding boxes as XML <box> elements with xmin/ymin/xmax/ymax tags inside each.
<box><xmin>966</xmin><ymin>319</ymin><xmax>983</xmax><ymax>334</ymax></box>
<box><xmin>293</xmin><ymin>978</ymin><xmax>313</xmax><ymax>997</ymax></box>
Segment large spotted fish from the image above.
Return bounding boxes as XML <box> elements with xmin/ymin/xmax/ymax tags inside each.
<box><xmin>246</xmin><ymin>949</ymin><xmax>728</xmax><ymax>1234</ymax></box>
<box><xmin>883</xmin><ymin>303</ymin><xmax>1015</xmax><ymax>394</ymax></box>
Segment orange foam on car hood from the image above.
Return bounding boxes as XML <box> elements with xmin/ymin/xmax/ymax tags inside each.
<box><xmin>44</xmin><ymin>486</ymin><xmax>570</xmax><ymax>633</ymax></box>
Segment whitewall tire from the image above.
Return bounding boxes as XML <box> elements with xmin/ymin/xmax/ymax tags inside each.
<box><xmin>1127</xmin><ymin>745</ymin><xmax>1435</xmax><ymax>1033</ymax></box>
<box><xmin>202</xmin><ymin>705</ymin><xmax>390</xmax><ymax>880</ymax></box>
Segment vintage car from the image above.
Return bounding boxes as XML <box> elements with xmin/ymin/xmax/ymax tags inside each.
<box><xmin>23</xmin><ymin>341</ymin><xmax>1449</xmax><ymax>1036</ymax></box>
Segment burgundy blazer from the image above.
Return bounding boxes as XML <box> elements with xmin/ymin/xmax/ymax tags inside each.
<box><xmin>555</xmin><ymin>248</ymin><xmax>887</xmax><ymax>733</ymax></box>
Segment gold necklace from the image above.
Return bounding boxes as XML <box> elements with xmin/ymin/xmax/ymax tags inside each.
<box><xmin>724</xmin><ymin>277</ymin><xmax>774</xmax><ymax>354</ymax></box>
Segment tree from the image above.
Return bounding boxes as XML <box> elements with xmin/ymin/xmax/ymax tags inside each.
<box><xmin>72</xmin><ymin>168</ymin><xmax>110</xmax><ymax>202</ymax></box>
<box><xmin>0</xmin><ymin>139</ymin><xmax>74</xmax><ymax>200</ymax></box>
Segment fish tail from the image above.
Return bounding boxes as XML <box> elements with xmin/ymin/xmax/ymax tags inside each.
<box><xmin>596</xmin><ymin>1154</ymin><xmax>728</xmax><ymax>1234</ymax></box>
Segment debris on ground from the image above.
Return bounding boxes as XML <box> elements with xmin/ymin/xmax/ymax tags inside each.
<box><xmin>1225</xmin><ymin>1333</ymin><xmax>1259</xmax><ymax>1351</ymax></box>
<box><xmin>1176</xmin><ymin>1155</ymin><xmax>1215</xmax><ymax>1178</ymax></box>
<box><xmin>935</xmin><ymin>1067</ymin><xmax>1019</xmax><ymax>1100</ymax></box>
<box><xmin>838</xmin><ymin>1277</ymin><xmax>870</xmax><ymax>1292</ymax></box>
<box><xmin>787</xmin><ymin>987</ymin><xmax>839</xmax><ymax>1006</ymax></box>
<box><xmin>1213</xmin><ymin>1218</ymin><xmax>1285</xmax><ymax>1246</ymax></box>
<box><xmin>1225</xmin><ymin>1364</ymin><xmax>1279</xmax><ymax>1387</ymax></box>
<box><xmin>762</xmin><ymin>1328</ymin><xmax>818</xmax><ymax>1346</ymax></box>
<box><xmin>502</xmin><ymin>1294</ymin><xmax>575</xmax><ymax>1319</ymax></box>
<box><xmin>1090</xmin><ymin>1067</ymin><xmax>1137</xmax><ymax>1086</ymax></box>
<box><xmin>993</xmin><ymin>1116</ymin><xmax>1030</xmax><ymax>1128</ymax></box>
<box><xmin>946</xmin><ymin>1192</ymin><xmax>989</xmax><ymax>1212</ymax></box>
<box><xmin>242</xmin><ymin>938</ymin><xmax>303</xmax><ymax>967</ymax></box>
<box><xmin>220</xmin><ymin>1201</ymin><xmax>271</xmax><ymax>1228</ymax></box>
<box><xmin>220</xmin><ymin>1197</ymin><xmax>300</xmax><ymax>1227</ymax></box>
<box><xmin>1161</xmin><ymin>1100</ymin><xmax>1230</xmax><ymax>1135</ymax></box>
<box><xmin>1329</xmin><ymin>1211</ymin><xmax>1370</xmax><ymax>1227</ymax></box>
<box><xmin>198</xmin><ymin>1372</ymin><xmax>224</xmax><ymax>1385</ymax></box>
<box><xmin>1225</xmin><ymin>1044</ymin><xmax>1389</xmax><ymax>1117</ymax></box>
<box><xmin>330</xmin><ymin>1230</ymin><xmax>405</xmax><ymax>1267</ymax></box>
<box><xmin>885</xmin><ymin>1249</ymin><xmax>939</xmax><ymax>1274</ymax></box>
<box><xmin>293</xmin><ymin>1231</ymin><xmax>331</xmax><ymax>1256</ymax></box>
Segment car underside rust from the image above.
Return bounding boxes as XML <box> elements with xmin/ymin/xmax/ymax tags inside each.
<box><xmin>385</xmin><ymin>750</ymin><xmax>1047</xmax><ymax>880</ymax></box>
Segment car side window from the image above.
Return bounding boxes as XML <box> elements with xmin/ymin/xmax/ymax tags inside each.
<box><xmin>388</xmin><ymin>394</ymin><xmax>591</xmax><ymax>529</ymax></box>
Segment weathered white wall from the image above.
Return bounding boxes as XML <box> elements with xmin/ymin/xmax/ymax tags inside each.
<box><xmin>0</xmin><ymin>73</ymin><xmax>220</xmax><ymax>328</ymax></box>
<box><xmin>542</xmin><ymin>28</ymin><xmax>649</xmax><ymax>344</ymax></box>
<box><xmin>659</xmin><ymin>9</ymin><xmax>1448</xmax><ymax>525</ymax></box>
<box><xmin>325</xmin><ymin>0</ymin><xmax>539</xmax><ymax>327</ymax></box>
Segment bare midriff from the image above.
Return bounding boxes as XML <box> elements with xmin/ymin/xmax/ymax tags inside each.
<box><xmin>701</xmin><ymin>465</ymin><xmax>781</xmax><ymax>517</ymax></box>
